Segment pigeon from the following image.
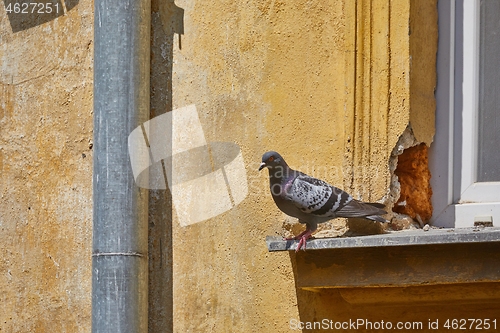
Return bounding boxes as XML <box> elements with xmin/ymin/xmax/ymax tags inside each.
<box><xmin>259</xmin><ymin>151</ymin><xmax>388</xmax><ymax>251</ymax></box>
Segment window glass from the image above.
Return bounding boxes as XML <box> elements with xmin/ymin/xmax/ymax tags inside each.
<box><xmin>477</xmin><ymin>0</ymin><xmax>500</xmax><ymax>181</ymax></box>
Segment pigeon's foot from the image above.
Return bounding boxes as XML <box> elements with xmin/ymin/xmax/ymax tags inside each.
<box><xmin>295</xmin><ymin>229</ymin><xmax>313</xmax><ymax>252</ymax></box>
<box><xmin>283</xmin><ymin>229</ymin><xmax>314</xmax><ymax>251</ymax></box>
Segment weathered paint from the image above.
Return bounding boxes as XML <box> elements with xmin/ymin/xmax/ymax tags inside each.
<box><xmin>1</xmin><ymin>0</ymin><xmax>441</xmax><ymax>332</ymax></box>
<box><xmin>0</xmin><ymin>2</ymin><xmax>93</xmax><ymax>332</ymax></box>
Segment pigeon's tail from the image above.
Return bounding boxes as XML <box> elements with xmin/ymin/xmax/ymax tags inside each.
<box><xmin>365</xmin><ymin>214</ymin><xmax>389</xmax><ymax>223</ymax></box>
<box><xmin>337</xmin><ymin>200</ymin><xmax>389</xmax><ymax>222</ymax></box>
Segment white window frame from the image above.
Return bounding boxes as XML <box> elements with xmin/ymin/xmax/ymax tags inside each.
<box><xmin>431</xmin><ymin>0</ymin><xmax>500</xmax><ymax>228</ymax></box>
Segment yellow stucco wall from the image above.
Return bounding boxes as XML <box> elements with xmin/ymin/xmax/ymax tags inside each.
<box><xmin>0</xmin><ymin>0</ymin><xmax>439</xmax><ymax>332</ymax></box>
<box><xmin>0</xmin><ymin>2</ymin><xmax>93</xmax><ymax>332</ymax></box>
<box><xmin>409</xmin><ymin>0</ymin><xmax>437</xmax><ymax>146</ymax></box>
<box><xmin>169</xmin><ymin>0</ymin><xmax>434</xmax><ymax>332</ymax></box>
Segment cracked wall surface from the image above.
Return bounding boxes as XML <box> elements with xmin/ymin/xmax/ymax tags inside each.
<box><xmin>394</xmin><ymin>143</ymin><xmax>433</xmax><ymax>224</ymax></box>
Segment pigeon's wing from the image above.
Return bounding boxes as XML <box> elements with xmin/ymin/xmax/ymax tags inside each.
<box><xmin>286</xmin><ymin>174</ymin><xmax>352</xmax><ymax>217</ymax></box>
<box><xmin>335</xmin><ymin>199</ymin><xmax>388</xmax><ymax>222</ymax></box>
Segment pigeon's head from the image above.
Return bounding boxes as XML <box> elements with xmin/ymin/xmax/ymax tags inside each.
<box><xmin>259</xmin><ymin>151</ymin><xmax>286</xmax><ymax>171</ymax></box>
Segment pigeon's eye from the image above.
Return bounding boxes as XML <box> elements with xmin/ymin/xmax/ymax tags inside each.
<box><xmin>268</xmin><ymin>156</ymin><xmax>275</xmax><ymax>162</ymax></box>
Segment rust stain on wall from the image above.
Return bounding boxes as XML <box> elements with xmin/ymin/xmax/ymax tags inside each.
<box><xmin>0</xmin><ymin>83</ymin><xmax>14</xmax><ymax>120</ymax></box>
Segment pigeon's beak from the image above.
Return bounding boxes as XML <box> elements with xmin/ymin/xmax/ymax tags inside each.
<box><xmin>258</xmin><ymin>162</ymin><xmax>266</xmax><ymax>171</ymax></box>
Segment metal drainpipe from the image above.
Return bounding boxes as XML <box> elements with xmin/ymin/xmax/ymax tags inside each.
<box><xmin>92</xmin><ymin>0</ymin><xmax>150</xmax><ymax>332</ymax></box>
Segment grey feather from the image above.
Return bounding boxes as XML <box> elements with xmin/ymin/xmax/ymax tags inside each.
<box><xmin>335</xmin><ymin>199</ymin><xmax>388</xmax><ymax>222</ymax></box>
<box><xmin>286</xmin><ymin>174</ymin><xmax>353</xmax><ymax>218</ymax></box>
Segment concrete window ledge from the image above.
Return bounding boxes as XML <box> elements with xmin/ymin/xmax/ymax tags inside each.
<box><xmin>266</xmin><ymin>227</ymin><xmax>500</xmax><ymax>296</ymax></box>
<box><xmin>266</xmin><ymin>227</ymin><xmax>500</xmax><ymax>251</ymax></box>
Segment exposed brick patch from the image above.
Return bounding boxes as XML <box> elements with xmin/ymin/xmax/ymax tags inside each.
<box><xmin>393</xmin><ymin>143</ymin><xmax>433</xmax><ymax>222</ymax></box>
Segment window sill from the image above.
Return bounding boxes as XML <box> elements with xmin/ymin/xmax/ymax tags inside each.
<box><xmin>267</xmin><ymin>227</ymin><xmax>500</xmax><ymax>291</ymax></box>
<box><xmin>266</xmin><ymin>226</ymin><xmax>500</xmax><ymax>252</ymax></box>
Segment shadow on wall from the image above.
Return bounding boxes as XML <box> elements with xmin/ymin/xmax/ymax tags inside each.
<box><xmin>4</xmin><ymin>0</ymin><xmax>79</xmax><ymax>32</ymax></box>
<box><xmin>148</xmin><ymin>1</ymin><xmax>183</xmax><ymax>332</ymax></box>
